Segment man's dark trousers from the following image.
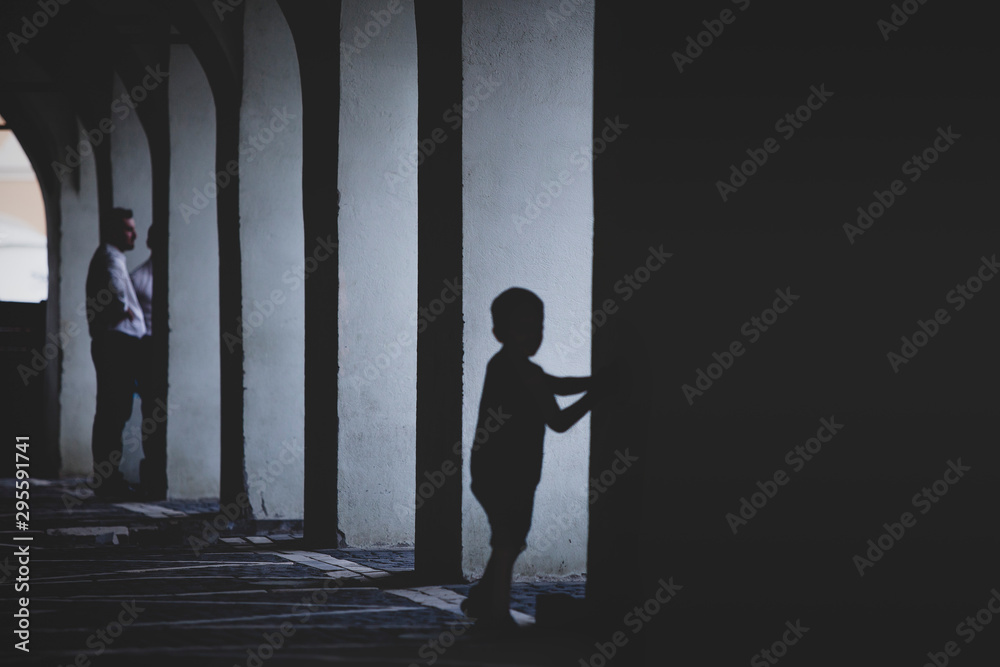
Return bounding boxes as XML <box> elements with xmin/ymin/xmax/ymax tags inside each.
<box><xmin>90</xmin><ymin>331</ymin><xmax>139</xmax><ymax>490</ymax></box>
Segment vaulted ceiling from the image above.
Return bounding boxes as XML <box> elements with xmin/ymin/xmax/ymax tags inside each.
<box><xmin>0</xmin><ymin>0</ymin><xmax>243</xmax><ymax>200</ymax></box>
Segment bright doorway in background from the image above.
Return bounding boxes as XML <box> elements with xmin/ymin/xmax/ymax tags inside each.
<box><xmin>0</xmin><ymin>114</ymin><xmax>47</xmax><ymax>303</ymax></box>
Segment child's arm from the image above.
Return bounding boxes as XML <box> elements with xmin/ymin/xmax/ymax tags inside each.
<box><xmin>544</xmin><ymin>374</ymin><xmax>591</xmax><ymax>396</ymax></box>
<box><xmin>524</xmin><ymin>367</ymin><xmax>595</xmax><ymax>433</ymax></box>
<box><xmin>545</xmin><ymin>364</ymin><xmax>620</xmax><ymax>397</ymax></box>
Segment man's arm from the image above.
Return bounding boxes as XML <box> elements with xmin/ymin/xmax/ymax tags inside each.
<box><xmin>107</xmin><ymin>273</ymin><xmax>134</xmax><ymax>323</ymax></box>
<box><xmin>544</xmin><ymin>374</ymin><xmax>591</xmax><ymax>396</ymax></box>
<box><xmin>101</xmin><ymin>258</ymin><xmax>133</xmax><ymax>325</ymax></box>
<box><xmin>86</xmin><ymin>252</ymin><xmax>129</xmax><ymax>329</ymax></box>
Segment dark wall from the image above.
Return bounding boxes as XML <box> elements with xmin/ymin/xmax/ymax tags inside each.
<box><xmin>0</xmin><ymin>301</ymin><xmax>51</xmax><ymax>478</ymax></box>
<box><xmin>591</xmin><ymin>1</ymin><xmax>999</xmax><ymax>662</ymax></box>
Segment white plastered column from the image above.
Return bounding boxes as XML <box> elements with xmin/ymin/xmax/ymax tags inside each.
<box><xmin>58</xmin><ymin>122</ymin><xmax>100</xmax><ymax>478</ymax></box>
<box><xmin>337</xmin><ymin>0</ymin><xmax>418</xmax><ymax>546</ymax></box>
<box><xmin>462</xmin><ymin>0</ymin><xmax>596</xmax><ymax>577</ymax></box>
<box><xmin>239</xmin><ymin>0</ymin><xmax>306</xmax><ymax>519</ymax></box>
<box><xmin>166</xmin><ymin>44</ymin><xmax>222</xmax><ymax>499</ymax></box>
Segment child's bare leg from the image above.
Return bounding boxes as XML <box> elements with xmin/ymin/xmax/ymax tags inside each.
<box><xmin>488</xmin><ymin>545</ymin><xmax>518</xmax><ymax>619</ymax></box>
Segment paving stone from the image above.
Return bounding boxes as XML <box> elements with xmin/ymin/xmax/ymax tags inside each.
<box><xmin>7</xmin><ymin>478</ymin><xmax>597</xmax><ymax>665</ymax></box>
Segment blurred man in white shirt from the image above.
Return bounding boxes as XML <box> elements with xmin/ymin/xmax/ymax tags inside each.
<box><xmin>85</xmin><ymin>207</ymin><xmax>145</xmax><ymax>498</ymax></box>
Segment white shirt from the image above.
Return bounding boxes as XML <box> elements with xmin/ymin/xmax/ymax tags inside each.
<box><xmin>85</xmin><ymin>243</ymin><xmax>146</xmax><ymax>338</ymax></box>
<box><xmin>130</xmin><ymin>257</ymin><xmax>153</xmax><ymax>336</ymax></box>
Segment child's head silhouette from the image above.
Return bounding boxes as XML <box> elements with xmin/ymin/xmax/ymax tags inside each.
<box><xmin>491</xmin><ymin>288</ymin><xmax>544</xmax><ymax>356</ymax></box>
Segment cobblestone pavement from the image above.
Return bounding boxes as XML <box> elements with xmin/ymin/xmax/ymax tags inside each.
<box><xmin>1</xmin><ymin>479</ymin><xmax>596</xmax><ymax>666</ymax></box>
<box><xmin>7</xmin><ymin>480</ymin><xmax>999</xmax><ymax>665</ymax></box>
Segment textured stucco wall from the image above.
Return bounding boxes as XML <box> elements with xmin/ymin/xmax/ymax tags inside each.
<box><xmin>462</xmin><ymin>0</ymin><xmax>595</xmax><ymax>577</ymax></box>
<box><xmin>110</xmin><ymin>73</ymin><xmax>154</xmax><ymax>484</ymax></box>
<box><xmin>59</xmin><ymin>74</ymin><xmax>155</xmax><ymax>480</ymax></box>
<box><xmin>110</xmin><ymin>72</ymin><xmax>154</xmax><ymax>276</ymax></box>
<box><xmin>240</xmin><ymin>0</ymin><xmax>306</xmax><ymax>519</ymax></box>
<box><xmin>337</xmin><ymin>0</ymin><xmax>418</xmax><ymax>546</ymax></box>
<box><xmin>58</xmin><ymin>122</ymin><xmax>100</xmax><ymax>477</ymax></box>
<box><xmin>167</xmin><ymin>44</ymin><xmax>221</xmax><ymax>499</ymax></box>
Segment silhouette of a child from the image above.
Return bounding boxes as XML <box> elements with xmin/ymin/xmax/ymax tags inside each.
<box><xmin>464</xmin><ymin>287</ymin><xmax>600</xmax><ymax>632</ymax></box>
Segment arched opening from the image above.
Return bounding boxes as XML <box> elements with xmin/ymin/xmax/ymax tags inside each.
<box><xmin>0</xmin><ymin>115</ymin><xmax>47</xmax><ymax>302</ymax></box>
<box><xmin>0</xmin><ymin>113</ymin><xmax>51</xmax><ymax>479</ymax></box>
